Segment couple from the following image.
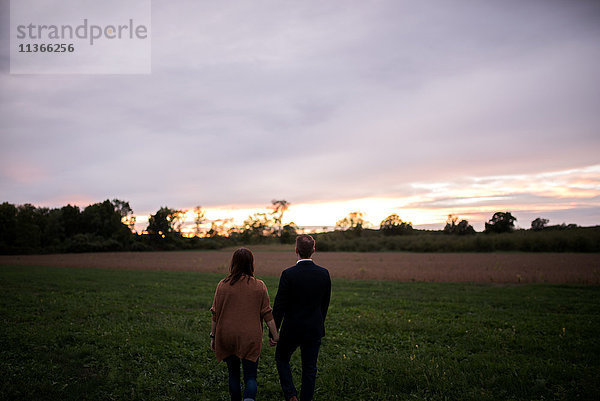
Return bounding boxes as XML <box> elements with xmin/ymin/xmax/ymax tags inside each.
<box><xmin>210</xmin><ymin>234</ymin><xmax>332</xmax><ymax>401</ymax></box>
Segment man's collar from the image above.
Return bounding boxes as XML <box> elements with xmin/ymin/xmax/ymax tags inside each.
<box><xmin>296</xmin><ymin>258</ymin><xmax>313</xmax><ymax>264</ymax></box>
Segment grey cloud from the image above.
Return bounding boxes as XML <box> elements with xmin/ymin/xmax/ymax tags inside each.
<box><xmin>1</xmin><ymin>0</ymin><xmax>599</xmax><ymax>223</ymax></box>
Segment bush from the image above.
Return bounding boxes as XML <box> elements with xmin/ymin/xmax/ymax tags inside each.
<box><xmin>131</xmin><ymin>241</ymin><xmax>152</xmax><ymax>252</ymax></box>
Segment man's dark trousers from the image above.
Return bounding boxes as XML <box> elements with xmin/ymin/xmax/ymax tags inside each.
<box><xmin>275</xmin><ymin>337</ymin><xmax>321</xmax><ymax>401</ymax></box>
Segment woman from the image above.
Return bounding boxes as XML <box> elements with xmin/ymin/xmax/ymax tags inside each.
<box><xmin>210</xmin><ymin>248</ymin><xmax>279</xmax><ymax>401</ymax></box>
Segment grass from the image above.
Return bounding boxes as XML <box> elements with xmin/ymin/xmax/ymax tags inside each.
<box><xmin>1</xmin><ymin>265</ymin><xmax>599</xmax><ymax>400</ymax></box>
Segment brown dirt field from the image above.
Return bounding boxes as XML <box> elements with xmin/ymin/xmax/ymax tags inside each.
<box><xmin>1</xmin><ymin>250</ymin><xmax>599</xmax><ymax>284</ymax></box>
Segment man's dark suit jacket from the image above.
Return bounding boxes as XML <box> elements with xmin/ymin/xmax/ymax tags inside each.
<box><xmin>273</xmin><ymin>260</ymin><xmax>331</xmax><ymax>342</ymax></box>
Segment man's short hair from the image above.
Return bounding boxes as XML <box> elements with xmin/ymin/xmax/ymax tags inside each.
<box><xmin>296</xmin><ymin>234</ymin><xmax>315</xmax><ymax>259</ymax></box>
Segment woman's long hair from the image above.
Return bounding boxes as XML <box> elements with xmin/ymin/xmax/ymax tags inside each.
<box><xmin>224</xmin><ymin>248</ymin><xmax>255</xmax><ymax>285</ymax></box>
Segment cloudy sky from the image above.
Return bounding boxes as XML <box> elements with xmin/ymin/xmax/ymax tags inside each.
<box><xmin>1</xmin><ymin>0</ymin><xmax>599</xmax><ymax>231</ymax></box>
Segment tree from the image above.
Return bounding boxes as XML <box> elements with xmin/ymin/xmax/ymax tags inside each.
<box><xmin>444</xmin><ymin>214</ymin><xmax>459</xmax><ymax>233</ymax></box>
<box><xmin>336</xmin><ymin>212</ymin><xmax>368</xmax><ymax>235</ymax></box>
<box><xmin>443</xmin><ymin>214</ymin><xmax>475</xmax><ymax>235</ymax></box>
<box><xmin>455</xmin><ymin>219</ymin><xmax>476</xmax><ymax>235</ymax></box>
<box><xmin>80</xmin><ymin>200</ymin><xmax>130</xmax><ymax>239</ymax></box>
<box><xmin>280</xmin><ymin>222</ymin><xmax>298</xmax><ymax>244</ymax></box>
<box><xmin>206</xmin><ymin>218</ymin><xmax>232</xmax><ymax>238</ymax></box>
<box><xmin>380</xmin><ymin>214</ymin><xmax>413</xmax><ymax>236</ymax></box>
<box><xmin>0</xmin><ymin>202</ymin><xmax>18</xmax><ymax>252</ymax></box>
<box><xmin>60</xmin><ymin>204</ymin><xmax>82</xmax><ymax>238</ymax></box>
<box><xmin>194</xmin><ymin>205</ymin><xmax>206</xmax><ymax>237</ymax></box>
<box><xmin>484</xmin><ymin>212</ymin><xmax>516</xmax><ymax>233</ymax></box>
<box><xmin>242</xmin><ymin>212</ymin><xmax>273</xmax><ymax>240</ymax></box>
<box><xmin>270</xmin><ymin>199</ymin><xmax>290</xmax><ymax>237</ymax></box>
<box><xmin>531</xmin><ymin>217</ymin><xmax>549</xmax><ymax>231</ymax></box>
<box><xmin>112</xmin><ymin>199</ymin><xmax>136</xmax><ymax>232</ymax></box>
<box><xmin>147</xmin><ymin>207</ymin><xmax>184</xmax><ymax>238</ymax></box>
<box><xmin>112</xmin><ymin>199</ymin><xmax>133</xmax><ymax>219</ymax></box>
<box><xmin>43</xmin><ymin>208</ymin><xmax>65</xmax><ymax>248</ymax></box>
<box><xmin>15</xmin><ymin>203</ymin><xmax>43</xmax><ymax>250</ymax></box>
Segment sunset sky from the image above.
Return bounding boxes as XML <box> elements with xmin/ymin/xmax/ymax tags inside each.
<box><xmin>1</xmin><ymin>0</ymin><xmax>599</xmax><ymax>231</ymax></box>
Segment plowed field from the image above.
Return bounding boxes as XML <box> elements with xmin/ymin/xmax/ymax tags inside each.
<box><xmin>1</xmin><ymin>250</ymin><xmax>598</xmax><ymax>284</ymax></box>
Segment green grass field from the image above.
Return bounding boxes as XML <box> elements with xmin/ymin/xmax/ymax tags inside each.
<box><xmin>1</xmin><ymin>265</ymin><xmax>599</xmax><ymax>400</ymax></box>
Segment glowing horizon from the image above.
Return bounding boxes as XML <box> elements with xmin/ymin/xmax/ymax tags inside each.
<box><xmin>128</xmin><ymin>164</ymin><xmax>600</xmax><ymax>234</ymax></box>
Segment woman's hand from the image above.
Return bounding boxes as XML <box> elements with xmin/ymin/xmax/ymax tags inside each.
<box><xmin>265</xmin><ymin>319</ymin><xmax>279</xmax><ymax>347</ymax></box>
<box><xmin>210</xmin><ymin>320</ymin><xmax>216</xmax><ymax>352</ymax></box>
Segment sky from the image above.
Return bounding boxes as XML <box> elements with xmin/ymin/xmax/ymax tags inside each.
<box><xmin>1</xmin><ymin>0</ymin><xmax>599</xmax><ymax>232</ymax></box>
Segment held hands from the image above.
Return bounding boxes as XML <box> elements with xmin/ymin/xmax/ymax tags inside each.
<box><xmin>265</xmin><ymin>319</ymin><xmax>279</xmax><ymax>347</ymax></box>
<box><xmin>269</xmin><ymin>332</ymin><xmax>279</xmax><ymax>347</ymax></box>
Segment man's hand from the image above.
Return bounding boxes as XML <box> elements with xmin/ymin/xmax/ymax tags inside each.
<box><xmin>269</xmin><ymin>337</ymin><xmax>278</xmax><ymax>347</ymax></box>
<box><xmin>210</xmin><ymin>338</ymin><xmax>215</xmax><ymax>352</ymax></box>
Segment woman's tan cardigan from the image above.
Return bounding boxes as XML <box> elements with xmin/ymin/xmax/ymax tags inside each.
<box><xmin>210</xmin><ymin>276</ymin><xmax>274</xmax><ymax>362</ymax></box>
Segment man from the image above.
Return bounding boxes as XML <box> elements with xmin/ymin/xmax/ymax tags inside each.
<box><xmin>272</xmin><ymin>234</ymin><xmax>331</xmax><ymax>401</ymax></box>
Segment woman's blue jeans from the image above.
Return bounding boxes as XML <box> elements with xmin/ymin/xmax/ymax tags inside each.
<box><xmin>224</xmin><ymin>355</ymin><xmax>258</xmax><ymax>401</ymax></box>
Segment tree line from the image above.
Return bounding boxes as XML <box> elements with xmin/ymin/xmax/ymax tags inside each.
<box><xmin>0</xmin><ymin>199</ymin><xmax>597</xmax><ymax>254</ymax></box>
<box><xmin>339</xmin><ymin>210</ymin><xmax>560</xmax><ymax>235</ymax></box>
<box><xmin>320</xmin><ymin>210</ymin><xmax>598</xmax><ymax>252</ymax></box>
<box><xmin>0</xmin><ymin>199</ymin><xmax>298</xmax><ymax>254</ymax></box>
